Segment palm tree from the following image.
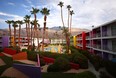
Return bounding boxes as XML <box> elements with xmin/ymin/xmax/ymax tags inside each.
<box><xmin>24</xmin><ymin>15</ymin><xmax>31</xmax><ymax>48</ymax></box>
<box><xmin>67</xmin><ymin>5</ymin><xmax>71</xmax><ymax>31</ymax></box>
<box><xmin>17</xmin><ymin>20</ymin><xmax>23</xmax><ymax>48</ymax></box>
<box><xmin>40</xmin><ymin>7</ymin><xmax>50</xmax><ymax>51</ymax></box>
<box><xmin>58</xmin><ymin>1</ymin><xmax>64</xmax><ymax>26</ymax></box>
<box><xmin>33</xmin><ymin>20</ymin><xmax>40</xmax><ymax>51</ymax></box>
<box><xmin>30</xmin><ymin>7</ymin><xmax>39</xmax><ymax>20</ymax></box>
<box><xmin>70</xmin><ymin>10</ymin><xmax>74</xmax><ymax>33</ymax></box>
<box><xmin>30</xmin><ymin>21</ymin><xmax>34</xmax><ymax>45</ymax></box>
<box><xmin>30</xmin><ymin>7</ymin><xmax>39</xmax><ymax>50</ymax></box>
<box><xmin>5</xmin><ymin>20</ymin><xmax>12</xmax><ymax>46</ymax></box>
<box><xmin>45</xmin><ymin>27</ymin><xmax>48</xmax><ymax>39</ymax></box>
<box><xmin>11</xmin><ymin>20</ymin><xmax>18</xmax><ymax>47</ymax></box>
<box><xmin>62</xmin><ymin>27</ymin><xmax>70</xmax><ymax>53</ymax></box>
<box><xmin>58</xmin><ymin>2</ymin><xmax>70</xmax><ymax>53</ymax></box>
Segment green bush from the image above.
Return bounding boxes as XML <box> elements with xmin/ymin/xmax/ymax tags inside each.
<box><xmin>0</xmin><ymin>48</ymin><xmax>3</xmax><ymax>53</ymax></box>
<box><xmin>27</xmin><ymin>51</ymin><xmax>37</xmax><ymax>61</ymax></box>
<box><xmin>77</xmin><ymin>48</ymin><xmax>104</xmax><ymax>71</ymax></box>
<box><xmin>22</xmin><ymin>49</ymin><xmax>29</xmax><ymax>52</ymax></box>
<box><xmin>42</xmin><ymin>72</ymin><xmax>76</xmax><ymax>78</ymax></box>
<box><xmin>105</xmin><ymin>60</ymin><xmax>116</xmax><ymax>78</ymax></box>
<box><xmin>47</xmin><ymin>57</ymin><xmax>71</xmax><ymax>72</ymax></box>
<box><xmin>70</xmin><ymin>52</ymin><xmax>88</xmax><ymax>69</ymax></box>
<box><xmin>70</xmin><ymin>46</ymin><xmax>88</xmax><ymax>69</ymax></box>
<box><xmin>75</xmin><ymin>71</ymin><xmax>96</xmax><ymax>78</ymax></box>
<box><xmin>0</xmin><ymin>56</ymin><xmax>13</xmax><ymax>66</ymax></box>
<box><xmin>99</xmin><ymin>71</ymin><xmax>111</xmax><ymax>78</ymax></box>
<box><xmin>12</xmin><ymin>46</ymin><xmax>20</xmax><ymax>53</ymax></box>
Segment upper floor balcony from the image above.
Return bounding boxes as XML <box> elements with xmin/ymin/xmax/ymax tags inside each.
<box><xmin>93</xmin><ymin>44</ymin><xmax>101</xmax><ymax>49</ymax></box>
<box><xmin>93</xmin><ymin>33</ymin><xmax>101</xmax><ymax>38</ymax></box>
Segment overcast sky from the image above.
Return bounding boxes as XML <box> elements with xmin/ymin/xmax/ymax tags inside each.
<box><xmin>0</xmin><ymin>0</ymin><xmax>116</xmax><ymax>30</ymax></box>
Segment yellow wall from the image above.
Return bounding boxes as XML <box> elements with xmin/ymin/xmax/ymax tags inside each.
<box><xmin>73</xmin><ymin>36</ymin><xmax>77</xmax><ymax>47</ymax></box>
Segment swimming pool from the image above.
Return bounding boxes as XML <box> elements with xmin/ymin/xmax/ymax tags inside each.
<box><xmin>44</xmin><ymin>46</ymin><xmax>59</xmax><ymax>52</ymax></box>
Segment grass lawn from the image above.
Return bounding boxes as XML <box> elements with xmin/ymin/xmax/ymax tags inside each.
<box><xmin>42</xmin><ymin>72</ymin><xmax>76</xmax><ymax>78</ymax></box>
<box><xmin>42</xmin><ymin>71</ymin><xmax>96</xmax><ymax>78</ymax></box>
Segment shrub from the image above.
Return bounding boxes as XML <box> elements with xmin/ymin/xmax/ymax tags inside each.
<box><xmin>71</xmin><ymin>52</ymin><xmax>88</xmax><ymax>69</ymax></box>
<box><xmin>0</xmin><ymin>48</ymin><xmax>3</xmax><ymax>53</ymax></box>
<box><xmin>78</xmin><ymin>48</ymin><xmax>104</xmax><ymax>71</ymax></box>
<box><xmin>105</xmin><ymin>60</ymin><xmax>116</xmax><ymax>78</ymax></box>
<box><xmin>12</xmin><ymin>46</ymin><xmax>20</xmax><ymax>53</ymax></box>
<box><xmin>47</xmin><ymin>57</ymin><xmax>71</xmax><ymax>72</ymax></box>
<box><xmin>27</xmin><ymin>51</ymin><xmax>37</xmax><ymax>61</ymax></box>
<box><xmin>69</xmin><ymin>47</ymin><xmax>88</xmax><ymax>69</ymax></box>
<box><xmin>99</xmin><ymin>71</ymin><xmax>111</xmax><ymax>78</ymax></box>
<box><xmin>88</xmin><ymin>54</ymin><xmax>103</xmax><ymax>71</ymax></box>
<box><xmin>0</xmin><ymin>56</ymin><xmax>13</xmax><ymax>66</ymax></box>
<box><xmin>22</xmin><ymin>49</ymin><xmax>29</xmax><ymax>52</ymax></box>
<box><xmin>47</xmin><ymin>64</ymin><xmax>59</xmax><ymax>72</ymax></box>
<box><xmin>75</xmin><ymin>71</ymin><xmax>96</xmax><ymax>78</ymax></box>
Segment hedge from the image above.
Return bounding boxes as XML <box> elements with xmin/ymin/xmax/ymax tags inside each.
<box><xmin>42</xmin><ymin>71</ymin><xmax>96</xmax><ymax>78</ymax></box>
<box><xmin>69</xmin><ymin>46</ymin><xmax>88</xmax><ymax>69</ymax></box>
<box><xmin>47</xmin><ymin>57</ymin><xmax>71</xmax><ymax>72</ymax></box>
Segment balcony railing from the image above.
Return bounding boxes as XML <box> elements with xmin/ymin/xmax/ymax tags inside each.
<box><xmin>93</xmin><ymin>45</ymin><xmax>101</xmax><ymax>49</ymax></box>
<box><xmin>93</xmin><ymin>34</ymin><xmax>101</xmax><ymax>38</ymax></box>
<box><xmin>102</xmin><ymin>46</ymin><xmax>112</xmax><ymax>51</ymax></box>
<box><xmin>86</xmin><ymin>44</ymin><xmax>91</xmax><ymax>46</ymax></box>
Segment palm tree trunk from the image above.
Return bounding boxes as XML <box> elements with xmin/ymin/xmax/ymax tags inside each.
<box><xmin>27</xmin><ymin>23</ymin><xmax>30</xmax><ymax>47</ymax></box>
<box><xmin>36</xmin><ymin>28</ymin><xmax>40</xmax><ymax>51</ymax></box>
<box><xmin>68</xmin><ymin>9</ymin><xmax>70</xmax><ymax>31</ymax></box>
<box><xmin>42</xmin><ymin>15</ymin><xmax>47</xmax><ymax>52</ymax></box>
<box><xmin>18</xmin><ymin>25</ymin><xmax>21</xmax><ymax>47</ymax></box>
<box><xmin>28</xmin><ymin>22</ymin><xmax>30</xmax><ymax>46</ymax></box>
<box><xmin>61</xmin><ymin>7</ymin><xmax>64</xmax><ymax>26</ymax></box>
<box><xmin>70</xmin><ymin>15</ymin><xmax>72</xmax><ymax>33</ymax></box>
<box><xmin>14</xmin><ymin>27</ymin><xmax>16</xmax><ymax>47</ymax></box>
<box><xmin>26</xmin><ymin>23</ymin><xmax>29</xmax><ymax>48</ymax></box>
<box><xmin>42</xmin><ymin>23</ymin><xmax>45</xmax><ymax>52</ymax></box>
<box><xmin>9</xmin><ymin>24</ymin><xmax>11</xmax><ymax>46</ymax></box>
<box><xmin>31</xmin><ymin>25</ymin><xmax>33</xmax><ymax>45</ymax></box>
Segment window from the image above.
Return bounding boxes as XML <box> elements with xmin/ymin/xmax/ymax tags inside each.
<box><xmin>111</xmin><ymin>25</ymin><xmax>116</xmax><ymax>36</ymax></box>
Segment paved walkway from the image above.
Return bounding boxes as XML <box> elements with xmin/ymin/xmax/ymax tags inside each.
<box><xmin>88</xmin><ymin>61</ymin><xmax>100</xmax><ymax>78</ymax></box>
<box><xmin>1</xmin><ymin>67</ymin><xmax>28</xmax><ymax>78</ymax></box>
<box><xmin>0</xmin><ymin>58</ymin><xmax>6</xmax><ymax>66</ymax></box>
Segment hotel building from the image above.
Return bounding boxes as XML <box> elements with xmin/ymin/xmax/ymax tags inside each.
<box><xmin>76</xmin><ymin>20</ymin><xmax>116</xmax><ymax>60</ymax></box>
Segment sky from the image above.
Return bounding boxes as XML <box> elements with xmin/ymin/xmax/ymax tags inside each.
<box><xmin>0</xmin><ymin>0</ymin><xmax>116</xmax><ymax>30</ymax></box>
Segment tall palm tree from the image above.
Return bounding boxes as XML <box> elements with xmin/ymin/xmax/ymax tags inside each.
<box><xmin>40</xmin><ymin>7</ymin><xmax>50</xmax><ymax>51</ymax></box>
<box><xmin>45</xmin><ymin>27</ymin><xmax>48</xmax><ymax>39</ymax></box>
<box><xmin>58</xmin><ymin>2</ymin><xmax>70</xmax><ymax>53</ymax></box>
<box><xmin>30</xmin><ymin>7</ymin><xmax>39</xmax><ymax>20</ymax></box>
<box><xmin>30</xmin><ymin>7</ymin><xmax>39</xmax><ymax>49</ymax></box>
<box><xmin>24</xmin><ymin>15</ymin><xmax>31</xmax><ymax>48</ymax></box>
<box><xmin>67</xmin><ymin>5</ymin><xmax>71</xmax><ymax>31</ymax></box>
<box><xmin>33</xmin><ymin>20</ymin><xmax>40</xmax><ymax>51</ymax></box>
<box><xmin>70</xmin><ymin>10</ymin><xmax>74</xmax><ymax>33</ymax></box>
<box><xmin>58</xmin><ymin>1</ymin><xmax>64</xmax><ymax>26</ymax></box>
<box><xmin>5</xmin><ymin>20</ymin><xmax>12</xmax><ymax>46</ymax></box>
<box><xmin>30</xmin><ymin>21</ymin><xmax>34</xmax><ymax>45</ymax></box>
<box><xmin>62</xmin><ymin>27</ymin><xmax>70</xmax><ymax>53</ymax></box>
<box><xmin>11</xmin><ymin>20</ymin><xmax>18</xmax><ymax>47</ymax></box>
<box><xmin>17</xmin><ymin>20</ymin><xmax>23</xmax><ymax>47</ymax></box>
